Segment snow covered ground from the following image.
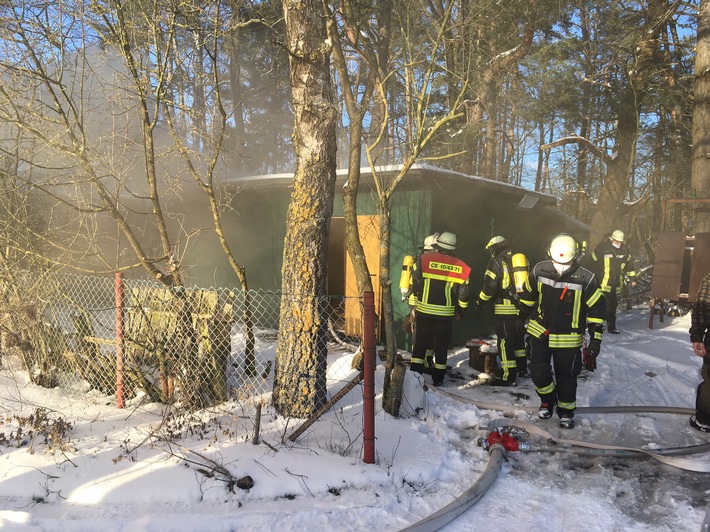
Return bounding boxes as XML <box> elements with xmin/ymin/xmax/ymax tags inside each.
<box><xmin>0</xmin><ymin>306</ymin><xmax>708</xmax><ymax>531</ymax></box>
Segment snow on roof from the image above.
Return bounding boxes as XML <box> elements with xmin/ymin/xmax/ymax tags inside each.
<box><xmin>224</xmin><ymin>163</ymin><xmax>590</xmax><ymax>232</ymax></box>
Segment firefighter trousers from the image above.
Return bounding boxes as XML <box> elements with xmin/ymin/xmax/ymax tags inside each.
<box><xmin>494</xmin><ymin>315</ymin><xmax>526</xmax><ymax>381</ymax></box>
<box><xmin>410</xmin><ymin>314</ymin><xmax>453</xmax><ymax>385</ymax></box>
<box><xmin>528</xmin><ymin>335</ymin><xmax>582</xmax><ymax>418</ymax></box>
<box><xmin>603</xmin><ymin>289</ymin><xmax>619</xmax><ymax>331</ymax></box>
<box><xmin>697</xmin><ymin>353</ymin><xmax>710</xmax><ymax>425</ymax></box>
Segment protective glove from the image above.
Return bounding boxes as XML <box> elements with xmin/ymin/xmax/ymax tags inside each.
<box><xmin>584</xmin><ymin>338</ymin><xmax>601</xmax><ymax>371</ymax></box>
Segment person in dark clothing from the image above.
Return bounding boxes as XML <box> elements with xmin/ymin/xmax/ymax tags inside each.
<box><xmin>403</xmin><ymin>233</ymin><xmax>438</xmax><ymax>371</ymax></box>
<box><xmin>409</xmin><ymin>231</ymin><xmax>471</xmax><ymax>386</ymax></box>
<box><xmin>474</xmin><ymin>236</ymin><xmax>527</xmax><ymax>386</ymax></box>
<box><xmin>518</xmin><ymin>234</ymin><xmax>606</xmax><ymax>429</ymax></box>
<box><xmin>591</xmin><ymin>230</ymin><xmax>636</xmax><ymax>333</ymax></box>
<box><xmin>689</xmin><ymin>272</ymin><xmax>710</xmax><ymax>433</ymax></box>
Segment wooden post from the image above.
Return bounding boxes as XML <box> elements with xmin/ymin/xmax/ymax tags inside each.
<box><xmin>287</xmin><ymin>372</ymin><xmax>364</xmax><ymax>442</ymax></box>
<box><xmin>252</xmin><ymin>402</ymin><xmax>262</xmax><ymax>444</ymax></box>
<box><xmin>363</xmin><ymin>291</ymin><xmax>375</xmax><ymax>464</ymax></box>
<box><xmin>115</xmin><ymin>272</ymin><xmax>125</xmax><ymax>409</ymax></box>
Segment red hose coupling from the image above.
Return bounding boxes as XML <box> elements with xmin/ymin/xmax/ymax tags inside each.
<box><xmin>486</xmin><ymin>429</ymin><xmax>503</xmax><ymax>449</ymax></box>
<box><xmin>500</xmin><ymin>431</ymin><xmax>519</xmax><ymax>452</ymax></box>
<box><xmin>481</xmin><ymin>428</ymin><xmax>529</xmax><ymax>452</ymax></box>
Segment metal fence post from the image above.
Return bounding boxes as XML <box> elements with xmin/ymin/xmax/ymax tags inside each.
<box><xmin>115</xmin><ymin>272</ymin><xmax>125</xmax><ymax>409</ymax></box>
<box><xmin>363</xmin><ymin>290</ymin><xmax>375</xmax><ymax>464</ymax></box>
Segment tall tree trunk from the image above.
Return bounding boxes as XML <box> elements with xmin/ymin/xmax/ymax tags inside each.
<box><xmin>227</xmin><ymin>20</ymin><xmax>246</xmax><ymax>172</ymax></box>
<box><xmin>588</xmin><ymin>100</ymin><xmax>638</xmax><ymax>241</ymax></box>
<box><xmin>693</xmin><ymin>0</ymin><xmax>710</xmax><ymax>232</ymax></box>
<box><xmin>273</xmin><ymin>0</ymin><xmax>337</xmax><ymax>418</ymax></box>
<box><xmin>379</xmin><ymin>204</ymin><xmax>405</xmax><ymax>415</ymax></box>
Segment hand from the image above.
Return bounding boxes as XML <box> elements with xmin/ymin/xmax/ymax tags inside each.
<box><xmin>584</xmin><ymin>339</ymin><xmax>601</xmax><ymax>371</ymax></box>
<box><xmin>693</xmin><ymin>342</ymin><xmax>707</xmax><ymax>358</ymax></box>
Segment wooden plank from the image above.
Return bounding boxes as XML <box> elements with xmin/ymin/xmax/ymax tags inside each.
<box><xmin>651</xmin><ymin>232</ymin><xmax>686</xmax><ymax>300</ymax></box>
<box><xmin>344</xmin><ymin>215</ymin><xmax>381</xmax><ymax>337</ymax></box>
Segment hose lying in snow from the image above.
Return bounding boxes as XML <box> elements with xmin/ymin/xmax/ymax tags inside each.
<box><xmin>437</xmin><ymin>387</ymin><xmax>710</xmax><ymax>471</ymax></box>
<box><xmin>435</xmin><ymin>388</ymin><xmax>696</xmax><ymax>417</ymax></box>
<box><xmin>400</xmin><ymin>388</ymin><xmax>710</xmax><ymax>531</ymax></box>
<box><xmin>528</xmin><ymin>443</ymin><xmax>710</xmax><ymax>459</ymax></box>
<box><xmin>484</xmin><ymin>417</ymin><xmax>710</xmax><ymax>472</ymax></box>
<box><xmin>400</xmin><ymin>396</ymin><xmax>709</xmax><ymax>532</ymax></box>
<box><xmin>400</xmin><ymin>446</ymin><xmax>505</xmax><ymax>532</ymax></box>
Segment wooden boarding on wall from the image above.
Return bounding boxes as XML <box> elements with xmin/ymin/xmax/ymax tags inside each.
<box><xmin>690</xmin><ymin>233</ymin><xmax>710</xmax><ymax>302</ymax></box>
<box><xmin>344</xmin><ymin>215</ymin><xmax>381</xmax><ymax>337</ymax></box>
<box><xmin>650</xmin><ymin>231</ymin><xmax>686</xmax><ymax>300</ymax></box>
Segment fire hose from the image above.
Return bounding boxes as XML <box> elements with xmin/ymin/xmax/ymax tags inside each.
<box><xmin>400</xmin><ymin>389</ymin><xmax>710</xmax><ymax>531</ymax></box>
<box><xmin>400</xmin><ymin>426</ymin><xmax>528</xmax><ymax>532</ymax></box>
<box><xmin>400</xmin><ymin>443</ymin><xmax>505</xmax><ymax>532</ymax></box>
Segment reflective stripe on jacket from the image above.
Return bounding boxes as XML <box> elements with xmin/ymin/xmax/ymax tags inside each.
<box><xmin>477</xmin><ymin>250</ymin><xmax>518</xmax><ymax>316</ymax></box>
<box><xmin>411</xmin><ymin>252</ymin><xmax>471</xmax><ymax>318</ymax></box>
<box><xmin>591</xmin><ymin>240</ymin><xmax>636</xmax><ymax>293</ymax></box>
<box><xmin>518</xmin><ymin>260</ymin><xmax>605</xmax><ymax>348</ymax></box>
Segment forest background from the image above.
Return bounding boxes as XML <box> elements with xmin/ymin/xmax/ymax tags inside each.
<box><xmin>1</xmin><ymin>0</ymin><xmax>710</xmax><ymax>417</ymax></box>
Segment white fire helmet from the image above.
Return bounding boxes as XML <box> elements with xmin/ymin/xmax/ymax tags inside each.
<box><xmin>485</xmin><ymin>235</ymin><xmax>508</xmax><ymax>252</ymax></box>
<box><xmin>549</xmin><ymin>234</ymin><xmax>578</xmax><ymax>265</ymax></box>
<box><xmin>610</xmin><ymin>230</ymin><xmax>625</xmax><ymax>243</ymax></box>
<box><xmin>423</xmin><ymin>233</ymin><xmax>439</xmax><ymax>251</ymax></box>
<box><xmin>436</xmin><ymin>231</ymin><xmax>457</xmax><ymax>251</ymax></box>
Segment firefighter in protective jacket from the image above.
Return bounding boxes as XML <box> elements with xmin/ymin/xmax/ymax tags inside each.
<box><xmin>474</xmin><ymin>236</ymin><xmax>528</xmax><ymax>385</ymax></box>
<box><xmin>517</xmin><ymin>234</ymin><xmax>606</xmax><ymax>429</ymax></box>
<box><xmin>402</xmin><ymin>234</ymin><xmax>438</xmax><ymax>369</ymax></box>
<box><xmin>591</xmin><ymin>229</ymin><xmax>636</xmax><ymax>333</ymax></box>
<box><xmin>409</xmin><ymin>231</ymin><xmax>471</xmax><ymax>386</ymax></box>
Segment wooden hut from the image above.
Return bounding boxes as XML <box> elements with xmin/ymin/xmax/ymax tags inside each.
<box><xmin>182</xmin><ymin>164</ymin><xmax>592</xmax><ymax>347</ymax></box>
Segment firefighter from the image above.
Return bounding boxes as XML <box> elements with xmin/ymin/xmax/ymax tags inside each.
<box><xmin>517</xmin><ymin>234</ymin><xmax>606</xmax><ymax>429</ymax></box>
<box><xmin>402</xmin><ymin>234</ymin><xmax>439</xmax><ymax>370</ymax></box>
<box><xmin>689</xmin><ymin>272</ymin><xmax>710</xmax><ymax>433</ymax></box>
<box><xmin>409</xmin><ymin>231</ymin><xmax>471</xmax><ymax>386</ymax></box>
<box><xmin>405</xmin><ymin>233</ymin><xmax>439</xmax><ymax>306</ymax></box>
<box><xmin>474</xmin><ymin>236</ymin><xmax>528</xmax><ymax>386</ymax></box>
<box><xmin>591</xmin><ymin>229</ymin><xmax>637</xmax><ymax>333</ymax></box>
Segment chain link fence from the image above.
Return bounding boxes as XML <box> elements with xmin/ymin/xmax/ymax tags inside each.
<box><xmin>0</xmin><ymin>271</ymin><xmax>371</xmax><ymax>438</ymax></box>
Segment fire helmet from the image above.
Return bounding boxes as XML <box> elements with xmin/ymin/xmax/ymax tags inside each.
<box><xmin>610</xmin><ymin>230</ymin><xmax>625</xmax><ymax>243</ymax></box>
<box><xmin>549</xmin><ymin>234</ymin><xmax>578</xmax><ymax>265</ymax></box>
<box><xmin>485</xmin><ymin>235</ymin><xmax>509</xmax><ymax>253</ymax></box>
<box><xmin>436</xmin><ymin>231</ymin><xmax>457</xmax><ymax>251</ymax></box>
<box><xmin>423</xmin><ymin>233</ymin><xmax>439</xmax><ymax>251</ymax></box>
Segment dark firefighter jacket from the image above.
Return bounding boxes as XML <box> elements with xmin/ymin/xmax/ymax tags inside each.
<box><xmin>518</xmin><ymin>260</ymin><xmax>606</xmax><ymax>349</ymax></box>
<box><xmin>690</xmin><ymin>273</ymin><xmax>710</xmax><ymax>345</ymax></box>
<box><xmin>476</xmin><ymin>249</ymin><xmax>518</xmax><ymax>316</ymax></box>
<box><xmin>411</xmin><ymin>252</ymin><xmax>471</xmax><ymax>319</ymax></box>
<box><xmin>591</xmin><ymin>240</ymin><xmax>637</xmax><ymax>294</ymax></box>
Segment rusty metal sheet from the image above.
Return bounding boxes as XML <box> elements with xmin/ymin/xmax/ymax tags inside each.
<box><xmin>689</xmin><ymin>233</ymin><xmax>710</xmax><ymax>302</ymax></box>
<box><xmin>651</xmin><ymin>232</ymin><xmax>686</xmax><ymax>300</ymax></box>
